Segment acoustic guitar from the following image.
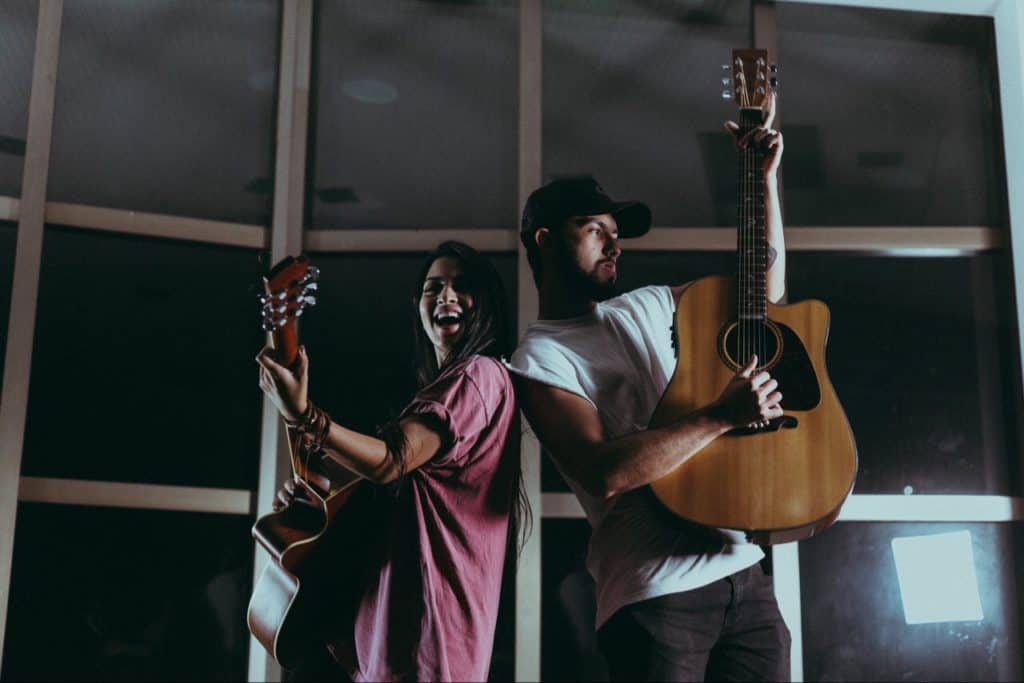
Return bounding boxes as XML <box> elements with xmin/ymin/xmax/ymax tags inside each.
<box><xmin>648</xmin><ymin>49</ymin><xmax>857</xmax><ymax>544</ymax></box>
<box><xmin>246</xmin><ymin>255</ymin><xmax>367</xmax><ymax>669</ymax></box>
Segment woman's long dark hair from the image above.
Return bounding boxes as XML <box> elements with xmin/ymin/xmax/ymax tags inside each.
<box><xmin>378</xmin><ymin>241</ymin><xmax>532</xmax><ymax>556</ymax></box>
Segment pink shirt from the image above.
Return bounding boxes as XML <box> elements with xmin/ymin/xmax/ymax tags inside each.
<box><xmin>330</xmin><ymin>355</ymin><xmax>518</xmax><ymax>682</ymax></box>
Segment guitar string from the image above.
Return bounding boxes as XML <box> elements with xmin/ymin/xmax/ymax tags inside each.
<box><xmin>741</xmin><ymin>105</ymin><xmax>749</xmax><ymax>374</ymax></box>
<box><xmin>755</xmin><ymin>106</ymin><xmax>765</xmax><ymax>391</ymax></box>
<box><xmin>745</xmin><ymin>107</ymin><xmax>753</xmax><ymax>378</ymax></box>
<box><xmin>740</xmin><ymin>106</ymin><xmax>747</xmax><ymax>375</ymax></box>
<box><xmin>742</xmin><ymin>102</ymin><xmax>749</xmax><ymax>374</ymax></box>
<box><xmin>756</xmin><ymin>106</ymin><xmax>764</xmax><ymax>380</ymax></box>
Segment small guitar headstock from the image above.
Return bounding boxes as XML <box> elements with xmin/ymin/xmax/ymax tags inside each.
<box><xmin>723</xmin><ymin>49</ymin><xmax>777</xmax><ymax>110</ymax></box>
<box><xmin>260</xmin><ymin>255</ymin><xmax>319</xmax><ymax>332</ymax></box>
<box><xmin>258</xmin><ymin>255</ymin><xmax>319</xmax><ymax>367</ymax></box>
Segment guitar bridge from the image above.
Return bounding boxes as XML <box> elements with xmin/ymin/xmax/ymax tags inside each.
<box><xmin>729</xmin><ymin>415</ymin><xmax>798</xmax><ymax>436</ymax></box>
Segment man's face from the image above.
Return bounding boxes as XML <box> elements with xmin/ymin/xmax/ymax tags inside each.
<box><xmin>553</xmin><ymin>213</ymin><xmax>621</xmax><ymax>301</ymax></box>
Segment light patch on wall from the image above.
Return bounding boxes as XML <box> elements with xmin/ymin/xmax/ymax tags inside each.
<box><xmin>891</xmin><ymin>530</ymin><xmax>984</xmax><ymax>624</ymax></box>
<box><xmin>341</xmin><ymin>79</ymin><xmax>399</xmax><ymax>105</ymax></box>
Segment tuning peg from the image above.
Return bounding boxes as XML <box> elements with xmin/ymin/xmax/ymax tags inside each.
<box><xmin>258</xmin><ymin>292</ymin><xmax>285</xmax><ymax>305</ymax></box>
<box><xmin>722</xmin><ymin>89</ymin><xmax>732</xmax><ymax>100</ymax></box>
<box><xmin>770</xmin><ymin>64</ymin><xmax>778</xmax><ymax>73</ymax></box>
<box><xmin>721</xmin><ymin>77</ymin><xmax>731</xmax><ymax>86</ymax></box>
<box><xmin>769</xmin><ymin>77</ymin><xmax>778</xmax><ymax>91</ymax></box>
<box><xmin>302</xmin><ymin>281</ymin><xmax>318</xmax><ymax>291</ymax></box>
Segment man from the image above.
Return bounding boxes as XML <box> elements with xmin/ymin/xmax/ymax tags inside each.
<box><xmin>508</xmin><ymin>94</ymin><xmax>789</xmax><ymax>681</ymax></box>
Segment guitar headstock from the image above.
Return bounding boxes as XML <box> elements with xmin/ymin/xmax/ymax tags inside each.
<box><xmin>723</xmin><ymin>48</ymin><xmax>777</xmax><ymax>113</ymax></box>
<box><xmin>259</xmin><ymin>255</ymin><xmax>319</xmax><ymax>366</ymax></box>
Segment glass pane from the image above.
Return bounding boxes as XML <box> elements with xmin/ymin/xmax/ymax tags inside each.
<box><xmin>0</xmin><ymin>0</ymin><xmax>36</xmax><ymax>197</ymax></box>
<box><xmin>311</xmin><ymin>1</ymin><xmax>519</xmax><ymax>229</ymax></box>
<box><xmin>22</xmin><ymin>228</ymin><xmax>265</xmax><ymax>489</ymax></box>
<box><xmin>47</xmin><ymin>0</ymin><xmax>278</xmax><ymax>224</ymax></box>
<box><xmin>541</xmin><ymin>518</ymin><xmax>606</xmax><ymax>681</ymax></box>
<box><xmin>543</xmin><ymin>0</ymin><xmax>748</xmax><ymax>227</ymax></box>
<box><xmin>787</xmin><ymin>253</ymin><xmax>1021</xmax><ymax>495</ymax></box>
<box><xmin>777</xmin><ymin>5</ymin><xmax>1006</xmax><ymax>227</ymax></box>
<box><xmin>0</xmin><ymin>222</ymin><xmax>16</xmax><ymax>387</ymax></box>
<box><xmin>2</xmin><ymin>503</ymin><xmax>253</xmax><ymax>682</ymax></box>
<box><xmin>800</xmin><ymin>521</ymin><xmax>1023</xmax><ymax>682</ymax></box>
<box><xmin>301</xmin><ymin>251</ymin><xmax>517</xmax><ymax>435</ymax></box>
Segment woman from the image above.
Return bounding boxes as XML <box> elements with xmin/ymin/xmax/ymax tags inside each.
<box><xmin>257</xmin><ymin>241</ymin><xmax>528</xmax><ymax>682</ymax></box>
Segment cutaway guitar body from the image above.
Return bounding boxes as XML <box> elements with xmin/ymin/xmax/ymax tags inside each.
<box><xmin>649</xmin><ymin>275</ymin><xmax>857</xmax><ymax>544</ymax></box>
<box><xmin>247</xmin><ymin>466</ymin><xmax>365</xmax><ymax>670</ymax></box>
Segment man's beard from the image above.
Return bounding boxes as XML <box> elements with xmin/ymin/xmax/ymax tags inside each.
<box><xmin>555</xmin><ymin>241</ymin><xmax>618</xmax><ymax>302</ymax></box>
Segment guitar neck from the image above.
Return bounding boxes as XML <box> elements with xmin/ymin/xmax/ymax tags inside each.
<box><xmin>272</xmin><ymin>322</ymin><xmax>300</xmax><ymax>368</ymax></box>
<box><xmin>736</xmin><ymin>106</ymin><xmax>767</xmax><ymax>322</ymax></box>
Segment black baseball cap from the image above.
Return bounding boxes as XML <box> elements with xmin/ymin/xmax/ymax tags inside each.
<box><xmin>520</xmin><ymin>177</ymin><xmax>652</xmax><ymax>249</ymax></box>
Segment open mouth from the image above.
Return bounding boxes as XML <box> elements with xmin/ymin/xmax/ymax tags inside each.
<box><xmin>433</xmin><ymin>310</ymin><xmax>463</xmax><ymax>333</ymax></box>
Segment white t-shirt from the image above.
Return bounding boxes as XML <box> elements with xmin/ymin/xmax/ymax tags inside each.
<box><xmin>507</xmin><ymin>284</ymin><xmax>763</xmax><ymax>627</ymax></box>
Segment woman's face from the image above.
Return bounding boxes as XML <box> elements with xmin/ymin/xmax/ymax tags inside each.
<box><xmin>419</xmin><ymin>256</ymin><xmax>475</xmax><ymax>362</ymax></box>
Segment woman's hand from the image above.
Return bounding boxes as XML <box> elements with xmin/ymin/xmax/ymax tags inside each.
<box><xmin>272</xmin><ymin>477</ymin><xmax>297</xmax><ymax>511</ymax></box>
<box><xmin>256</xmin><ymin>344</ymin><xmax>309</xmax><ymax>423</ymax></box>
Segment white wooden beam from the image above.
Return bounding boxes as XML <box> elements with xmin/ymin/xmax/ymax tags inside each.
<box><xmin>248</xmin><ymin>2</ymin><xmax>313</xmax><ymax>682</ymax></box>
<box><xmin>778</xmin><ymin>0</ymin><xmax>998</xmax><ymax>16</ymax></box>
<box><xmin>305</xmin><ymin>228</ymin><xmax>516</xmax><ymax>252</ymax></box>
<box><xmin>541</xmin><ymin>492</ymin><xmax>1024</xmax><ymax>522</ymax></box>
<box><xmin>1</xmin><ymin>194</ymin><xmax>1003</xmax><ymax>255</ymax></box>
<box><xmin>516</xmin><ymin>1</ymin><xmax>543</xmax><ymax>680</ymax></box>
<box><xmin>994</xmin><ymin>0</ymin><xmax>1024</xmax><ymax>496</ymax></box>
<box><xmin>18</xmin><ymin>477</ymin><xmax>251</xmax><ymax>515</ymax></box>
<box><xmin>0</xmin><ymin>196</ymin><xmax>18</xmax><ymax>221</ymax></box>
<box><xmin>0</xmin><ymin>0</ymin><xmax>63</xmax><ymax>669</ymax></box>
<box><xmin>772</xmin><ymin>543</ymin><xmax>804</xmax><ymax>682</ymax></box>
<box><xmin>44</xmin><ymin>201</ymin><xmax>265</xmax><ymax>247</ymax></box>
<box><xmin>631</xmin><ymin>226</ymin><xmax>1001</xmax><ymax>252</ymax></box>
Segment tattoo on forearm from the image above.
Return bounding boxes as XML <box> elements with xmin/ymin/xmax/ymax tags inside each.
<box><xmin>767</xmin><ymin>245</ymin><xmax>778</xmax><ymax>269</ymax></box>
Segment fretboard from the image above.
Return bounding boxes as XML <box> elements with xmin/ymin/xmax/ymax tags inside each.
<box><xmin>736</xmin><ymin>107</ymin><xmax>767</xmax><ymax>322</ymax></box>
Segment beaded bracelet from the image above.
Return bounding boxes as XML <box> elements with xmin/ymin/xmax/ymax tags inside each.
<box><xmin>286</xmin><ymin>400</ymin><xmax>331</xmax><ymax>457</ymax></box>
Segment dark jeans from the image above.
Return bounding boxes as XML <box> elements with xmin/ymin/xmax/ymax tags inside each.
<box><xmin>597</xmin><ymin>564</ymin><xmax>791</xmax><ymax>682</ymax></box>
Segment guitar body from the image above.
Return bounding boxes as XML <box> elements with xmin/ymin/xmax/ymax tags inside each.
<box><xmin>649</xmin><ymin>275</ymin><xmax>857</xmax><ymax>544</ymax></box>
<box><xmin>247</xmin><ymin>471</ymin><xmax>365</xmax><ymax>670</ymax></box>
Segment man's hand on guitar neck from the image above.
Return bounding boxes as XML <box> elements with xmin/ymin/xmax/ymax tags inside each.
<box><xmin>724</xmin><ymin>90</ymin><xmax>783</xmax><ymax>180</ymax></box>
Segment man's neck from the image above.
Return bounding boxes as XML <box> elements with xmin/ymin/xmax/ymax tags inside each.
<box><xmin>537</xmin><ymin>277</ymin><xmax>597</xmax><ymax>320</ymax></box>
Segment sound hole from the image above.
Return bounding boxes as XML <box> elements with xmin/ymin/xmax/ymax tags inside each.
<box><xmin>718</xmin><ymin>319</ymin><xmax>783</xmax><ymax>371</ymax></box>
